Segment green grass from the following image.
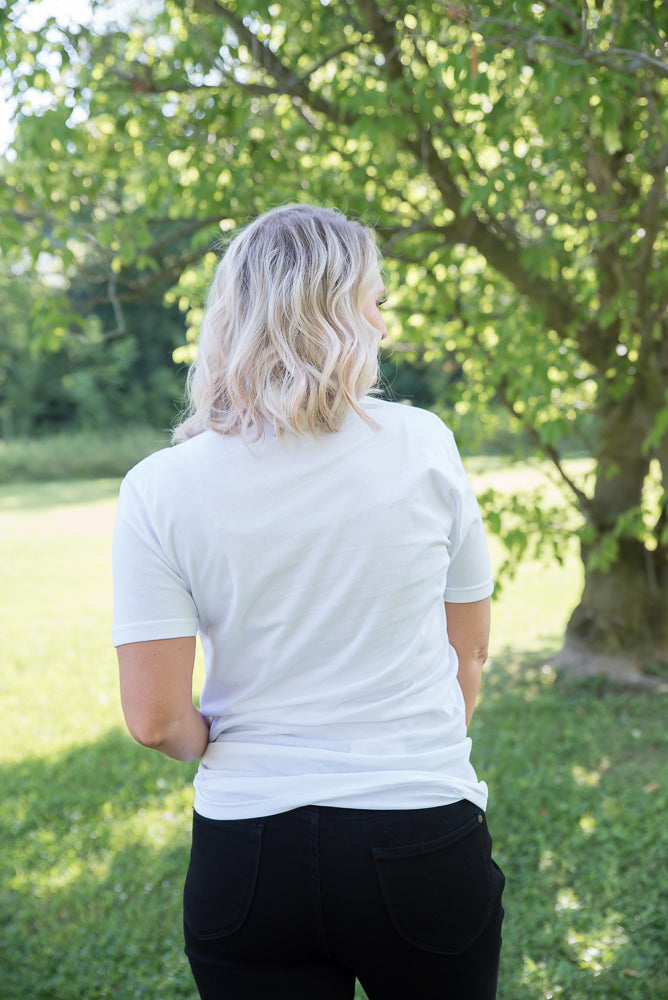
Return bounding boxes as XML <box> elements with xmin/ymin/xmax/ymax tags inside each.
<box><xmin>0</xmin><ymin>426</ymin><xmax>172</xmax><ymax>482</ymax></box>
<box><xmin>1</xmin><ymin>471</ymin><xmax>666</xmax><ymax>1000</ymax></box>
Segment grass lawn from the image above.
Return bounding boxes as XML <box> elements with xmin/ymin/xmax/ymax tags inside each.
<box><xmin>1</xmin><ymin>469</ymin><xmax>666</xmax><ymax>999</ymax></box>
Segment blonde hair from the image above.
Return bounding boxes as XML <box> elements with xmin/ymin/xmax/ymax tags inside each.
<box><xmin>173</xmin><ymin>204</ymin><xmax>382</xmax><ymax>442</ymax></box>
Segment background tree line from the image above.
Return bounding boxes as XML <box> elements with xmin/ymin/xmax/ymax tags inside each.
<box><xmin>1</xmin><ymin>0</ymin><xmax>667</xmax><ymax>681</ymax></box>
<box><xmin>1</xmin><ymin>261</ymin><xmax>450</xmax><ymax>438</ymax></box>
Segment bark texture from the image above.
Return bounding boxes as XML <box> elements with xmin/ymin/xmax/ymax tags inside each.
<box><xmin>557</xmin><ymin>391</ymin><xmax>668</xmax><ymax>686</ymax></box>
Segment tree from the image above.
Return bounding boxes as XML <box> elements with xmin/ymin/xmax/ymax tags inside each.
<box><xmin>0</xmin><ymin>238</ymin><xmax>189</xmax><ymax>435</ymax></box>
<box><xmin>1</xmin><ymin>0</ymin><xmax>667</xmax><ymax>682</ymax></box>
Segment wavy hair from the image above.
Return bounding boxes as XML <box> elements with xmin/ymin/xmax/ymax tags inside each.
<box><xmin>172</xmin><ymin>204</ymin><xmax>382</xmax><ymax>442</ymax></box>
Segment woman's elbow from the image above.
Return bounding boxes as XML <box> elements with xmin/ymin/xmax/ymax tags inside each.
<box><xmin>122</xmin><ymin>705</ymin><xmax>169</xmax><ymax>750</ymax></box>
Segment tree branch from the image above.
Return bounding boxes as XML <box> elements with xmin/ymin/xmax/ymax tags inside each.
<box><xmin>495</xmin><ymin>374</ymin><xmax>593</xmax><ymax>514</ymax></box>
<box><xmin>76</xmin><ymin>247</ymin><xmax>207</xmax><ymax>313</ymax></box>
<box><xmin>542</xmin><ymin>0</ymin><xmax>586</xmax><ymax>34</ymax></box>
<box><xmin>101</xmin><ymin>274</ymin><xmax>127</xmax><ymax>341</ymax></box>
<box><xmin>376</xmin><ymin>219</ymin><xmax>453</xmax><ymax>254</ymax></box>
<box><xmin>354</xmin><ymin>0</ymin><xmax>584</xmax><ymax>340</ymax></box>
<box><xmin>0</xmin><ymin>177</ymin><xmax>98</xmax><ymax>250</ymax></box>
<box><xmin>142</xmin><ymin>214</ymin><xmax>222</xmax><ymax>257</ymax></box>
<box><xmin>471</xmin><ymin>13</ymin><xmax>668</xmax><ymax>79</ymax></box>
<box><xmin>193</xmin><ymin>0</ymin><xmax>354</xmax><ymax>125</ymax></box>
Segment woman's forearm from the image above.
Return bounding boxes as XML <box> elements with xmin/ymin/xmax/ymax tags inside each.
<box><xmin>445</xmin><ymin>598</ymin><xmax>491</xmax><ymax>729</ymax></box>
<box><xmin>456</xmin><ymin>658</ymin><xmax>484</xmax><ymax>727</ymax></box>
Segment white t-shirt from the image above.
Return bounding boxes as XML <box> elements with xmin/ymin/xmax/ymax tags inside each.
<box><xmin>112</xmin><ymin>399</ymin><xmax>494</xmax><ymax>819</ymax></box>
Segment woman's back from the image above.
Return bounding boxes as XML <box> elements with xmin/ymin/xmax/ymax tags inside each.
<box><xmin>113</xmin><ymin>399</ymin><xmax>493</xmax><ymax>818</ymax></box>
<box><xmin>113</xmin><ymin>204</ymin><xmax>504</xmax><ymax>999</ymax></box>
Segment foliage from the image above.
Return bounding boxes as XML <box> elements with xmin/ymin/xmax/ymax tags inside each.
<box><xmin>1</xmin><ymin>476</ymin><xmax>666</xmax><ymax>999</ymax></box>
<box><xmin>0</xmin><ymin>263</ymin><xmax>188</xmax><ymax>436</ymax></box>
<box><xmin>1</xmin><ymin>0</ymin><xmax>667</xmax><ymax>662</ymax></box>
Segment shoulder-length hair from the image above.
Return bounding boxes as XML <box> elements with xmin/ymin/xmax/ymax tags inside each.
<box><xmin>172</xmin><ymin>204</ymin><xmax>382</xmax><ymax>442</ymax></box>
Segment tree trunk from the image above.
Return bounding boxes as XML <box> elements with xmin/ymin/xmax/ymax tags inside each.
<box><xmin>555</xmin><ymin>387</ymin><xmax>668</xmax><ymax>687</ymax></box>
<box><xmin>557</xmin><ymin>538</ymin><xmax>668</xmax><ymax>687</ymax></box>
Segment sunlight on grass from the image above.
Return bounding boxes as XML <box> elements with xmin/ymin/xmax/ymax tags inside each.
<box><xmin>555</xmin><ymin>888</ymin><xmax>581</xmax><ymax>912</ymax></box>
<box><xmin>566</xmin><ymin>912</ymin><xmax>629</xmax><ymax>975</ymax></box>
<box><xmin>2</xmin><ymin>470</ymin><xmax>667</xmax><ymax>1000</ymax></box>
<box><xmin>571</xmin><ymin>760</ymin><xmax>610</xmax><ymax>787</ymax></box>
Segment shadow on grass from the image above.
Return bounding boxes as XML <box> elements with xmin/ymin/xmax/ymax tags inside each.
<box><xmin>1</xmin><ymin>730</ymin><xmax>198</xmax><ymax>1000</ymax></box>
<box><xmin>2</xmin><ymin>663</ymin><xmax>667</xmax><ymax>1000</ymax></box>
<box><xmin>474</xmin><ymin>648</ymin><xmax>668</xmax><ymax>1000</ymax></box>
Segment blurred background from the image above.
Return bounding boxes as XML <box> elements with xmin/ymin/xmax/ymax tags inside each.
<box><xmin>1</xmin><ymin>1</ymin><xmax>666</xmax><ymax>997</ymax></box>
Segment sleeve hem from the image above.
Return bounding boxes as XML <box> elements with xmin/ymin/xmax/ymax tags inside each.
<box><xmin>112</xmin><ymin>618</ymin><xmax>199</xmax><ymax>647</ymax></box>
<box><xmin>443</xmin><ymin>579</ymin><xmax>494</xmax><ymax>603</ymax></box>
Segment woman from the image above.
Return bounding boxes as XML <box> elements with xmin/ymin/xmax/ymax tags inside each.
<box><xmin>112</xmin><ymin>203</ymin><xmax>504</xmax><ymax>1000</ymax></box>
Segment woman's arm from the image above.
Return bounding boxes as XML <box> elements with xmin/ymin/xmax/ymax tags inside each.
<box><xmin>117</xmin><ymin>636</ymin><xmax>210</xmax><ymax>761</ymax></box>
<box><xmin>444</xmin><ymin>597</ymin><xmax>491</xmax><ymax>727</ymax></box>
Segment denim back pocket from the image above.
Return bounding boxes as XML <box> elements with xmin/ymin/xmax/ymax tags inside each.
<box><xmin>371</xmin><ymin>811</ymin><xmax>492</xmax><ymax>955</ymax></box>
<box><xmin>184</xmin><ymin>812</ymin><xmax>264</xmax><ymax>941</ymax></box>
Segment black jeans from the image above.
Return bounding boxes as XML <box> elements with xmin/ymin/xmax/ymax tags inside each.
<box><xmin>183</xmin><ymin>800</ymin><xmax>505</xmax><ymax>1000</ymax></box>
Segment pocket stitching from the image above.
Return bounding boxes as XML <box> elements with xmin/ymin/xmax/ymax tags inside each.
<box><xmin>371</xmin><ymin>811</ymin><xmax>483</xmax><ymax>862</ymax></box>
<box><xmin>372</xmin><ymin>818</ymin><xmax>493</xmax><ymax>956</ymax></box>
<box><xmin>184</xmin><ymin>820</ymin><xmax>264</xmax><ymax>941</ymax></box>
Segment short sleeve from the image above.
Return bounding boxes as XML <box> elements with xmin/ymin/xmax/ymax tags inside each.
<box><xmin>442</xmin><ymin>435</ymin><xmax>494</xmax><ymax>604</ymax></box>
<box><xmin>112</xmin><ymin>474</ymin><xmax>199</xmax><ymax>646</ymax></box>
